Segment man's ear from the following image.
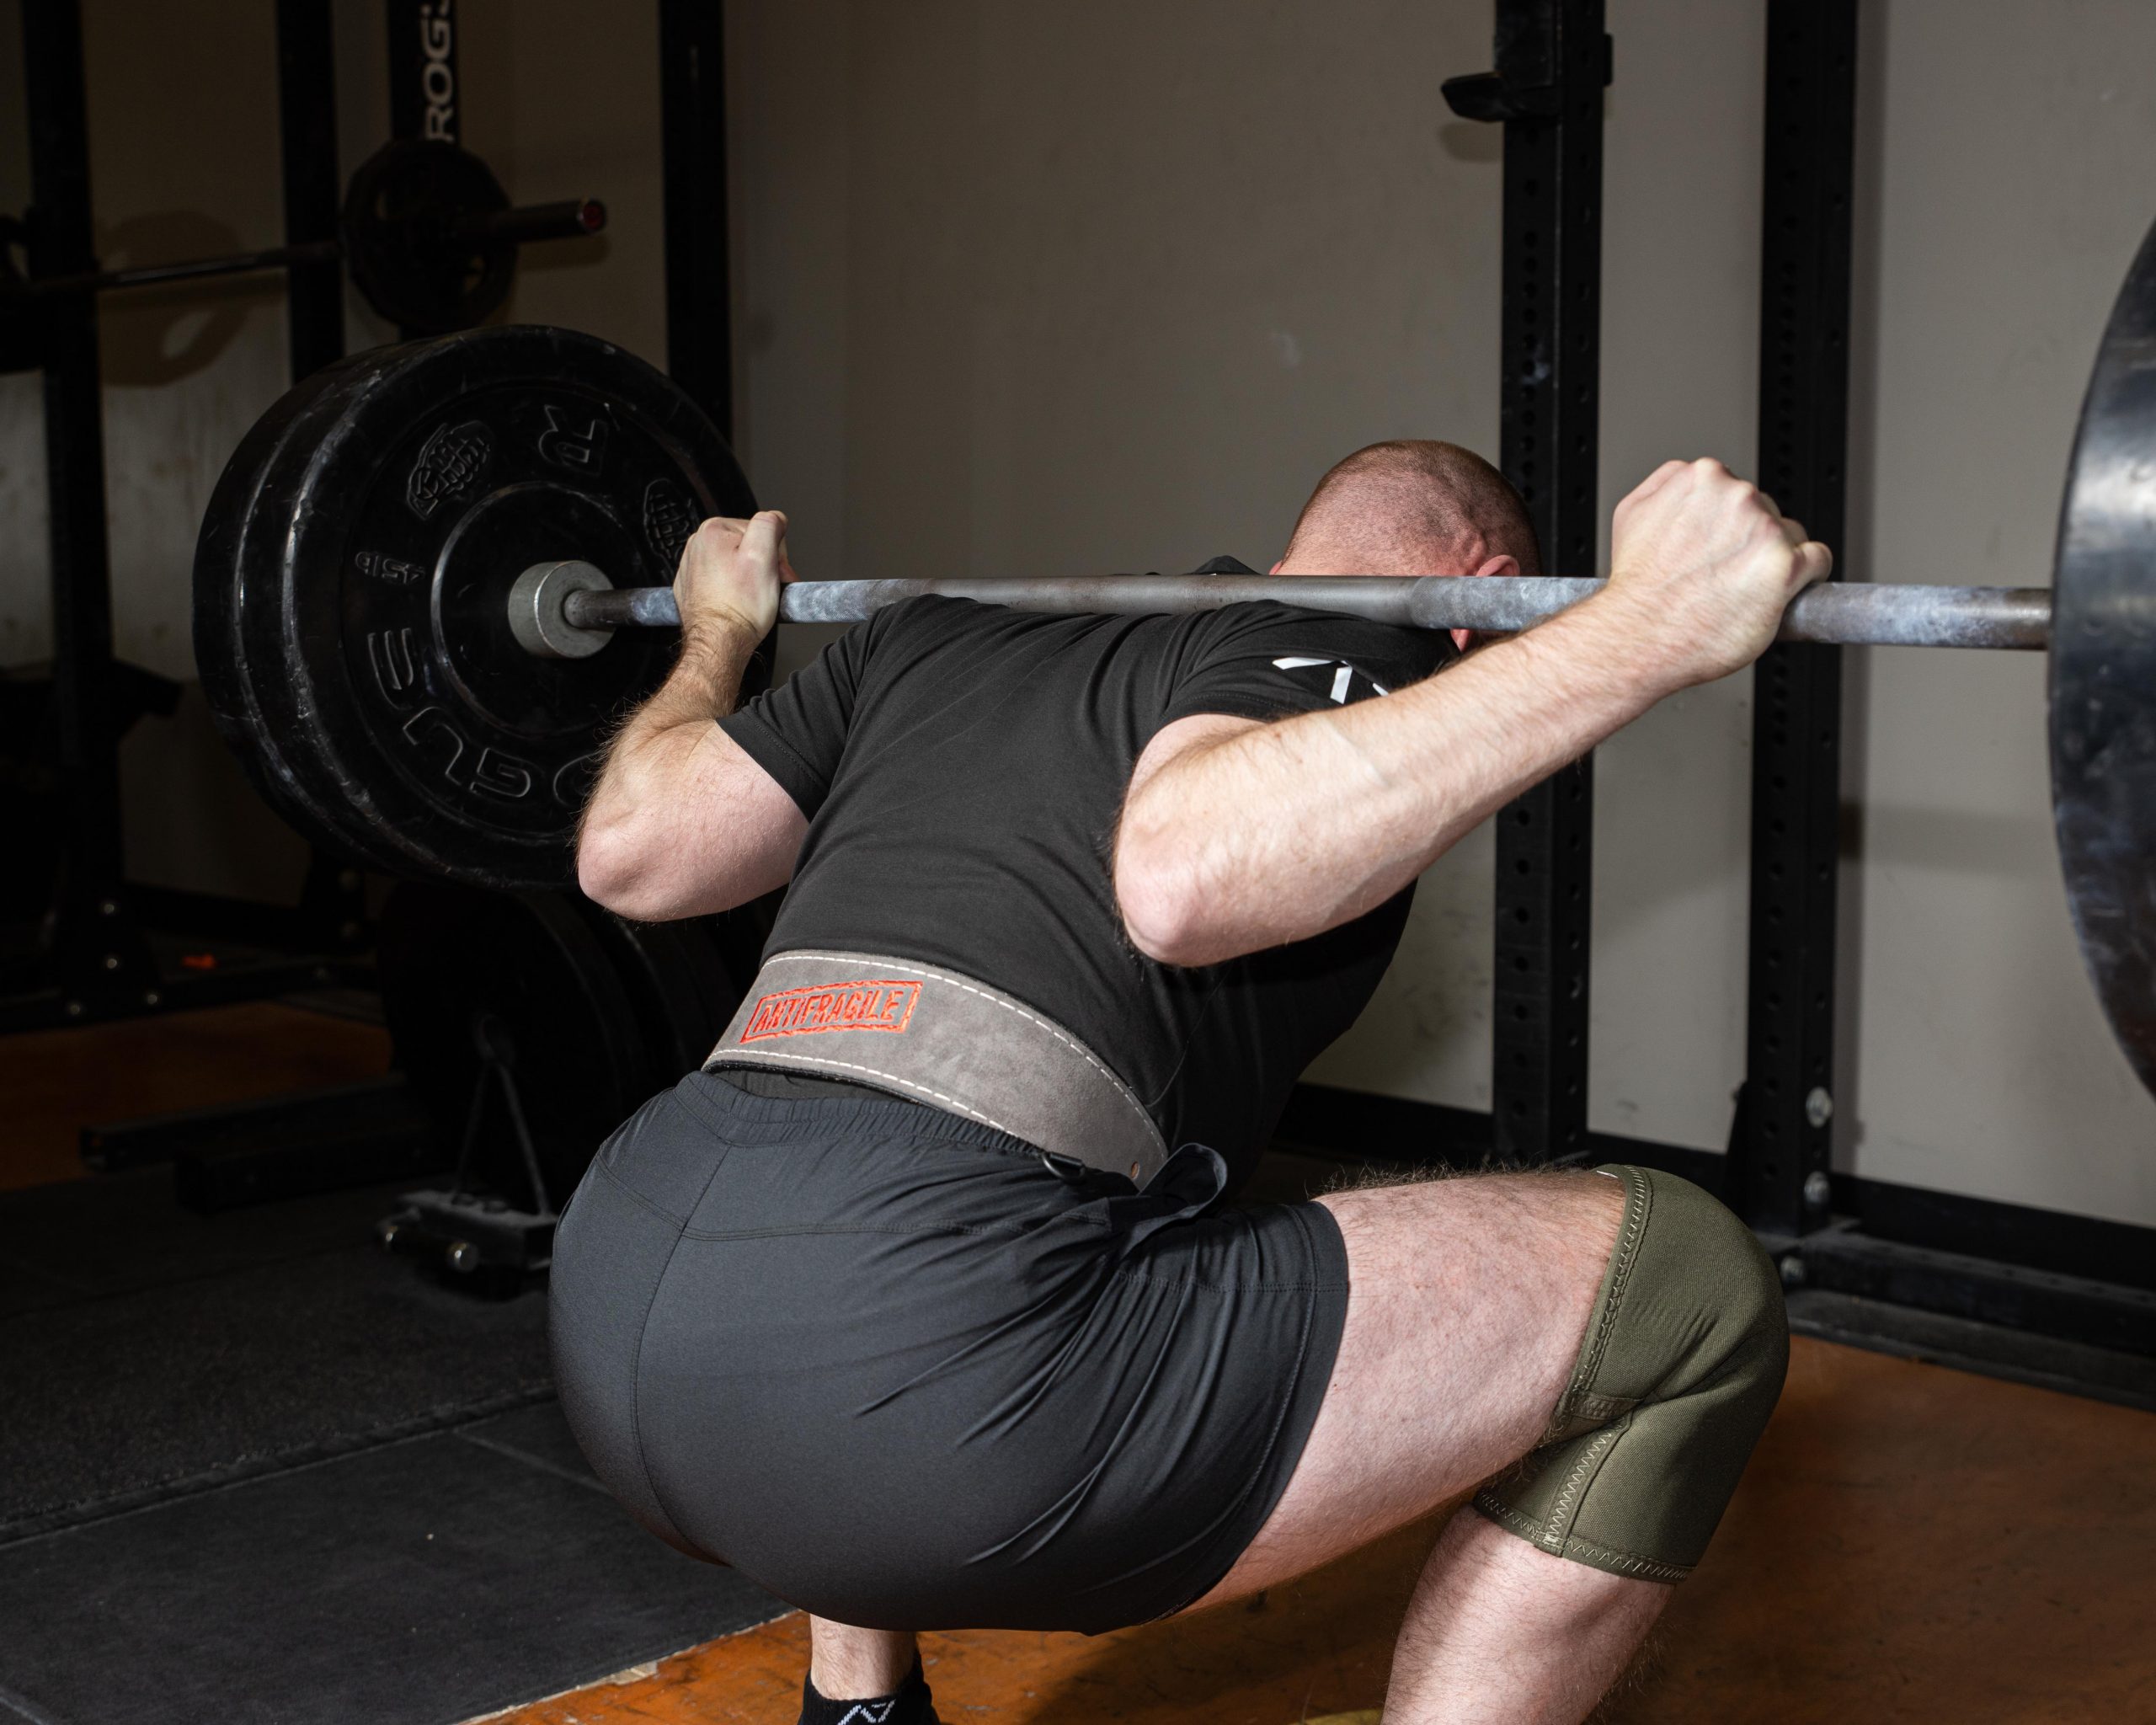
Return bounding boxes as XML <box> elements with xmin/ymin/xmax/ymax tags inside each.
<box><xmin>1453</xmin><ymin>553</ymin><xmax>1520</xmax><ymax>654</ymax></box>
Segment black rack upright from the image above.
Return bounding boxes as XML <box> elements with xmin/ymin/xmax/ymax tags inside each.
<box><xmin>659</xmin><ymin>0</ymin><xmax>735</xmax><ymax>443</ymax></box>
<box><xmin>21</xmin><ymin>0</ymin><xmax>157</xmax><ymax>1020</ymax></box>
<box><xmin>1730</xmin><ymin>0</ymin><xmax>1858</xmax><ymax>1237</ymax></box>
<box><xmin>1444</xmin><ymin>0</ymin><xmax>1612</xmax><ymax>1165</ymax></box>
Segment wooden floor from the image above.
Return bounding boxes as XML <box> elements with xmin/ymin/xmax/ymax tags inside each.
<box><xmin>1</xmin><ymin>998</ymin><xmax>391</xmax><ymax>1191</ymax></box>
<box><xmin>487</xmin><ymin>1328</ymin><xmax>2156</xmax><ymax>1724</ymax></box>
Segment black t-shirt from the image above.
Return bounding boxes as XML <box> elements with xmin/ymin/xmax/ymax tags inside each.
<box><xmin>718</xmin><ymin>566</ymin><xmax>1454</xmax><ymax>1194</ymax></box>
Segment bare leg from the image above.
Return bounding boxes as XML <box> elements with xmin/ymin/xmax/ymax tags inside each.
<box><xmin>1184</xmin><ymin>1169</ymin><xmax>1663</xmax><ymax>1723</ymax></box>
<box><xmin>1385</xmin><ymin>1509</ymin><xmax>1665</xmax><ymax>1723</ymax></box>
<box><xmin>808</xmin><ymin>1620</ymin><xmax>917</xmax><ymax>1701</ymax></box>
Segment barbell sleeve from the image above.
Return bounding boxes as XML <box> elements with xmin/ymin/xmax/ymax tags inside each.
<box><xmin>469</xmin><ymin>198</ymin><xmax>609</xmax><ymax>245</ymax></box>
<box><xmin>556</xmin><ymin>575</ymin><xmax>2054</xmax><ymax>651</ymax></box>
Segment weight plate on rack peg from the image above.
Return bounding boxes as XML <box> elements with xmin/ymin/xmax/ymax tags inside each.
<box><xmin>343</xmin><ymin>140</ymin><xmax>515</xmax><ymax>336</ymax></box>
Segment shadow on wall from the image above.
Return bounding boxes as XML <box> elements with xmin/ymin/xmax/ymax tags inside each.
<box><xmin>92</xmin><ymin>211</ymin><xmax>279</xmax><ymax>387</ymax></box>
<box><xmin>76</xmin><ymin>207</ymin><xmax>619</xmax><ymax>394</ymax></box>
<box><xmin>1834</xmin><ymin>0</ymin><xmax>1893</xmax><ymax>1181</ymax></box>
<box><xmin>500</xmin><ymin>231</ymin><xmax>617</xmax><ymax>312</ymax></box>
<box><xmin>1844</xmin><ymin>798</ymin><xmax>2057</xmax><ymax>881</ymax></box>
<box><xmin>119</xmin><ymin>682</ymin><xmax>312</xmax><ymax>904</ymax></box>
<box><xmin>1437</xmin><ymin>122</ymin><xmax>1502</xmax><ymax>165</ymax></box>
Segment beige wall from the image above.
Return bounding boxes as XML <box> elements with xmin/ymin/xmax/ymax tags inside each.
<box><xmin>3</xmin><ymin>0</ymin><xmax>2150</xmax><ymax>1221</ymax></box>
<box><xmin>729</xmin><ymin>0</ymin><xmax>1769</xmax><ymax>1155</ymax></box>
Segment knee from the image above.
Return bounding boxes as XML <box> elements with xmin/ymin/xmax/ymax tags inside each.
<box><xmin>1474</xmin><ymin>1167</ymin><xmax>1789</xmax><ymax>1580</ymax></box>
<box><xmin>1610</xmin><ymin>1168</ymin><xmax>1790</xmax><ymax>1438</ymax></box>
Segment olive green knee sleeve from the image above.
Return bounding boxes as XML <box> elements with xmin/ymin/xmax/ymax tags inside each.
<box><xmin>1471</xmin><ymin>1166</ymin><xmax>1789</xmax><ymax>1583</ymax></box>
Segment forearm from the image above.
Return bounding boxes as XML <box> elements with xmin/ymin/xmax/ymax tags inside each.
<box><xmin>1119</xmin><ymin>594</ymin><xmax>1678</xmax><ymax>964</ymax></box>
<box><xmin>577</xmin><ymin>622</ymin><xmax>762</xmax><ymax>898</ymax></box>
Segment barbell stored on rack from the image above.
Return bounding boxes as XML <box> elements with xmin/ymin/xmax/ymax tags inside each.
<box><xmin>192</xmin><ymin>219</ymin><xmax>2156</xmax><ymax>1100</ymax></box>
<box><xmin>2</xmin><ymin>140</ymin><xmax>603</xmax><ymax>335</ymax></box>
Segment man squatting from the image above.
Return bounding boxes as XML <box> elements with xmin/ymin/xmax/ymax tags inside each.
<box><xmin>558</xmin><ymin>444</ymin><xmax>1823</xmax><ymax>1724</ymax></box>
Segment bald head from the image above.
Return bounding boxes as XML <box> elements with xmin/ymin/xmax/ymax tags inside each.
<box><xmin>1279</xmin><ymin>441</ymin><xmax>1540</xmax><ymax>579</ymax></box>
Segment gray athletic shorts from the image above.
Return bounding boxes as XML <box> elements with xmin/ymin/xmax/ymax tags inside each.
<box><xmin>548</xmin><ymin>1070</ymin><xmax>1348</xmax><ymax>1633</ymax></box>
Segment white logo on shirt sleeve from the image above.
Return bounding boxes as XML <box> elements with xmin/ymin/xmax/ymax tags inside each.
<box><xmin>1273</xmin><ymin>655</ymin><xmax>1390</xmax><ymax>703</ymax></box>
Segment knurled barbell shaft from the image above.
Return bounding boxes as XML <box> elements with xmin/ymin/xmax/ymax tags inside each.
<box><xmin>557</xmin><ymin>575</ymin><xmax>2053</xmax><ymax>651</ymax></box>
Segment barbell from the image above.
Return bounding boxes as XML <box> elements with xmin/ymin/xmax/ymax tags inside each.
<box><xmin>191</xmin><ymin>221</ymin><xmax>2156</xmax><ymax>1101</ymax></box>
<box><xmin>511</xmin><ymin>567</ymin><xmax>2055</xmax><ymax>655</ymax></box>
<box><xmin>3</xmin><ymin>140</ymin><xmax>604</xmax><ymax>336</ymax></box>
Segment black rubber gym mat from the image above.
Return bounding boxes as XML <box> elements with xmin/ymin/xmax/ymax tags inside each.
<box><xmin>0</xmin><ymin>1167</ymin><xmax>425</xmax><ymax>1315</ymax></box>
<box><xmin>0</xmin><ymin>1402</ymin><xmax>784</xmax><ymax>1725</ymax></box>
<box><xmin>0</xmin><ymin>1172</ymin><xmax>552</xmax><ymax>1539</ymax></box>
<box><xmin>0</xmin><ymin>1169</ymin><xmax>788</xmax><ymax>1721</ymax></box>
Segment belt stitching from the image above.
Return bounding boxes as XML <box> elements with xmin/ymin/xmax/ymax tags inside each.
<box><xmin>709</xmin><ymin>1046</ymin><xmax>1020</xmax><ymax>1139</ymax></box>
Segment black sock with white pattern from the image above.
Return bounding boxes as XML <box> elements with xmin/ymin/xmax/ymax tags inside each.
<box><xmin>798</xmin><ymin>1653</ymin><xmax>938</xmax><ymax>1725</ymax></box>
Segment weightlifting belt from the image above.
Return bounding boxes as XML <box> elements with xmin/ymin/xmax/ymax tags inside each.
<box><xmin>704</xmin><ymin>949</ymin><xmax>1169</xmax><ymax>1188</ymax></box>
